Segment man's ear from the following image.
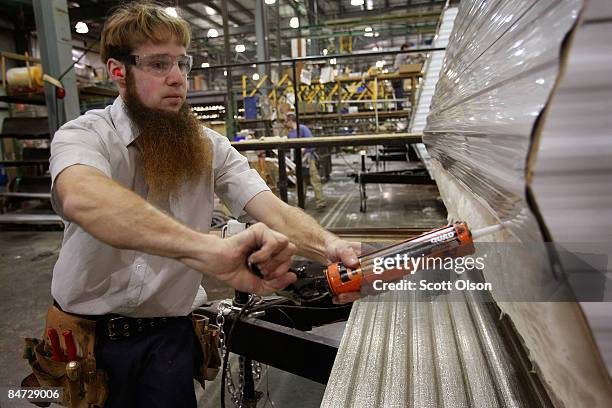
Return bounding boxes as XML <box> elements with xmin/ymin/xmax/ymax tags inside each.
<box><xmin>107</xmin><ymin>58</ymin><xmax>126</xmax><ymax>88</ymax></box>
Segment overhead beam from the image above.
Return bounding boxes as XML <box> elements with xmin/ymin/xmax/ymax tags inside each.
<box><xmin>283</xmin><ymin>0</ymin><xmax>304</xmax><ymax>17</ymax></box>
<box><xmin>68</xmin><ymin>4</ymin><xmax>111</xmax><ymax>22</ymax></box>
<box><xmin>196</xmin><ymin>0</ymin><xmax>246</xmax><ymax>26</ymax></box>
<box><xmin>181</xmin><ymin>5</ymin><xmax>222</xmax><ymax>28</ymax></box>
<box><xmin>227</xmin><ymin>0</ymin><xmax>254</xmax><ymax>20</ymax></box>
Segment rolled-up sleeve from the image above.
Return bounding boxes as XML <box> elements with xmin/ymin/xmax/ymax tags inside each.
<box><xmin>49</xmin><ymin>120</ymin><xmax>112</xmax><ymax>216</ymax></box>
<box><xmin>209</xmin><ymin>129</ymin><xmax>270</xmax><ymax>217</ymax></box>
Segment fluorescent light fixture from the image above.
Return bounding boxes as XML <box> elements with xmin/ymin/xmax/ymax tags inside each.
<box><xmin>207</xmin><ymin>28</ymin><xmax>219</xmax><ymax>38</ymax></box>
<box><xmin>290</xmin><ymin>17</ymin><xmax>299</xmax><ymax>28</ymax></box>
<box><xmin>163</xmin><ymin>7</ymin><xmax>178</xmax><ymax>17</ymax></box>
<box><xmin>322</xmin><ymin>48</ymin><xmax>328</xmax><ymax>56</ymax></box>
<box><xmin>235</xmin><ymin>44</ymin><xmax>246</xmax><ymax>53</ymax></box>
<box><xmin>265</xmin><ymin>0</ymin><xmax>276</xmax><ymax>4</ymax></box>
<box><xmin>351</xmin><ymin>0</ymin><xmax>364</xmax><ymax>6</ymax></box>
<box><xmin>205</xmin><ymin>6</ymin><xmax>216</xmax><ymax>15</ymax></box>
<box><xmin>75</xmin><ymin>21</ymin><xmax>88</xmax><ymax>34</ymax></box>
<box><xmin>201</xmin><ymin>62</ymin><xmax>210</xmax><ymax>68</ymax></box>
<box><xmin>252</xmin><ymin>73</ymin><xmax>260</xmax><ymax>81</ymax></box>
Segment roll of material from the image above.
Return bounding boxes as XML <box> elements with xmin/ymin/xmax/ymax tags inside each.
<box><xmin>6</xmin><ymin>65</ymin><xmax>45</xmax><ymax>88</ymax></box>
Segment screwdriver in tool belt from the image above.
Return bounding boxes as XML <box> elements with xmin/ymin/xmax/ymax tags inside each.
<box><xmin>63</xmin><ymin>330</ymin><xmax>78</xmax><ymax>361</ymax></box>
<box><xmin>47</xmin><ymin>328</ymin><xmax>66</xmax><ymax>362</ymax></box>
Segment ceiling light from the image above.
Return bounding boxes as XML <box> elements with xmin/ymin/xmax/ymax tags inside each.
<box><xmin>265</xmin><ymin>0</ymin><xmax>276</xmax><ymax>4</ymax></box>
<box><xmin>204</xmin><ymin>6</ymin><xmax>216</xmax><ymax>15</ymax></box>
<box><xmin>164</xmin><ymin>7</ymin><xmax>178</xmax><ymax>17</ymax></box>
<box><xmin>322</xmin><ymin>48</ymin><xmax>328</xmax><ymax>56</ymax></box>
<box><xmin>207</xmin><ymin>28</ymin><xmax>219</xmax><ymax>38</ymax></box>
<box><xmin>235</xmin><ymin>44</ymin><xmax>246</xmax><ymax>53</ymax></box>
<box><xmin>351</xmin><ymin>0</ymin><xmax>364</xmax><ymax>6</ymax></box>
<box><xmin>289</xmin><ymin>17</ymin><xmax>299</xmax><ymax>29</ymax></box>
<box><xmin>252</xmin><ymin>73</ymin><xmax>260</xmax><ymax>81</ymax></box>
<box><xmin>201</xmin><ymin>62</ymin><xmax>210</xmax><ymax>68</ymax></box>
<box><xmin>75</xmin><ymin>21</ymin><xmax>88</xmax><ymax>34</ymax></box>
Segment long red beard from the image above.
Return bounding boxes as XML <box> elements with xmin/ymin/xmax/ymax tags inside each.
<box><xmin>124</xmin><ymin>74</ymin><xmax>212</xmax><ymax>206</ymax></box>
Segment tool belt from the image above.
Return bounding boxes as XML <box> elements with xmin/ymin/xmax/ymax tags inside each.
<box><xmin>21</xmin><ymin>306</ymin><xmax>108</xmax><ymax>408</ymax></box>
<box><xmin>192</xmin><ymin>313</ymin><xmax>222</xmax><ymax>389</ymax></box>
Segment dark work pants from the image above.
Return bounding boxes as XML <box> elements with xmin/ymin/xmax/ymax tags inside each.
<box><xmin>392</xmin><ymin>79</ymin><xmax>404</xmax><ymax>110</ymax></box>
<box><xmin>95</xmin><ymin>317</ymin><xmax>201</xmax><ymax>408</ymax></box>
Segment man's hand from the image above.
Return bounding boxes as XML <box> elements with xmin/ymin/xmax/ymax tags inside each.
<box><xmin>324</xmin><ymin>238</ymin><xmax>363</xmax><ymax>304</ymax></box>
<box><xmin>211</xmin><ymin>223</ymin><xmax>297</xmax><ymax>295</ymax></box>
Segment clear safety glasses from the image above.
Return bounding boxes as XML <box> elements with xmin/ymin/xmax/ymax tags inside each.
<box><xmin>122</xmin><ymin>54</ymin><xmax>193</xmax><ymax>77</ymax></box>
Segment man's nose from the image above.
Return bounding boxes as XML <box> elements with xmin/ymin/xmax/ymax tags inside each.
<box><xmin>166</xmin><ymin>63</ymin><xmax>185</xmax><ymax>86</ymax></box>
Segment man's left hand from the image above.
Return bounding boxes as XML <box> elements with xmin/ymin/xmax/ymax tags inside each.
<box><xmin>324</xmin><ymin>238</ymin><xmax>363</xmax><ymax>304</ymax></box>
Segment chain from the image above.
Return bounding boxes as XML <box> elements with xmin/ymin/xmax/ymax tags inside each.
<box><xmin>252</xmin><ymin>361</ymin><xmax>262</xmax><ymax>381</ymax></box>
<box><xmin>217</xmin><ymin>298</ymin><xmax>264</xmax><ymax>407</ymax></box>
<box><xmin>217</xmin><ymin>301</ymin><xmax>244</xmax><ymax>408</ymax></box>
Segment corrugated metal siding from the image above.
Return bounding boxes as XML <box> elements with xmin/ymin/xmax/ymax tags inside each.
<box><xmin>321</xmin><ymin>1</ymin><xmax>594</xmax><ymax>406</ymax></box>
<box><xmin>321</xmin><ymin>289</ymin><xmax>547</xmax><ymax>408</ymax></box>
<box><xmin>424</xmin><ymin>0</ymin><xmax>582</xmax><ymax>240</ymax></box>
<box><xmin>529</xmin><ymin>0</ymin><xmax>612</xmax><ymax>376</ymax></box>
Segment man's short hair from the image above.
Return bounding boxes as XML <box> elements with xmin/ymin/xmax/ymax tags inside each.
<box><xmin>100</xmin><ymin>1</ymin><xmax>191</xmax><ymax>63</ymax></box>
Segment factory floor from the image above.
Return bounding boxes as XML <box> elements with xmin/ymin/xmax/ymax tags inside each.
<box><xmin>0</xmin><ymin>152</ymin><xmax>446</xmax><ymax>407</ymax></box>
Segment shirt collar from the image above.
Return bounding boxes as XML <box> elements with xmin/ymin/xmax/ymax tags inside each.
<box><xmin>110</xmin><ymin>96</ymin><xmax>140</xmax><ymax>147</ymax></box>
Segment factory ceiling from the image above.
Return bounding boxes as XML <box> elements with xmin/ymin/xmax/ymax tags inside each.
<box><xmin>0</xmin><ymin>0</ymin><xmax>446</xmax><ymax>65</ymax></box>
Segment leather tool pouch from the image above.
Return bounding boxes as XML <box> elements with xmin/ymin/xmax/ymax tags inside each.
<box><xmin>22</xmin><ymin>306</ymin><xmax>108</xmax><ymax>407</ymax></box>
<box><xmin>192</xmin><ymin>313</ymin><xmax>222</xmax><ymax>388</ymax></box>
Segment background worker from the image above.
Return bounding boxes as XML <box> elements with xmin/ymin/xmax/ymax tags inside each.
<box><xmin>285</xmin><ymin>113</ymin><xmax>327</xmax><ymax>209</ymax></box>
<box><xmin>47</xmin><ymin>2</ymin><xmax>357</xmax><ymax>406</ymax></box>
<box><xmin>392</xmin><ymin>43</ymin><xmax>411</xmax><ymax>110</ymax></box>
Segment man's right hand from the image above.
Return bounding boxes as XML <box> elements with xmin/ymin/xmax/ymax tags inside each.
<box><xmin>181</xmin><ymin>223</ymin><xmax>297</xmax><ymax>295</ymax></box>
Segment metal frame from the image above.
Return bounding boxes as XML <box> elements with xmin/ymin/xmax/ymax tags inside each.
<box><xmin>232</xmin><ymin>133</ymin><xmax>422</xmax><ymax>209</ymax></box>
<box><xmin>196</xmin><ymin>299</ymin><xmax>352</xmax><ymax>384</ymax></box>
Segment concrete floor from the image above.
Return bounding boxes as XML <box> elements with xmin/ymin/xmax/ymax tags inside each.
<box><xmin>0</xmin><ymin>153</ymin><xmax>446</xmax><ymax>407</ymax></box>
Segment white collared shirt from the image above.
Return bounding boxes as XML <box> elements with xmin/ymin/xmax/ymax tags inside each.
<box><xmin>49</xmin><ymin>97</ymin><xmax>269</xmax><ymax>317</ymax></box>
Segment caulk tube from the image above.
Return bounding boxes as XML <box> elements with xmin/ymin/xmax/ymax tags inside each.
<box><xmin>325</xmin><ymin>222</ymin><xmax>475</xmax><ymax>296</ymax></box>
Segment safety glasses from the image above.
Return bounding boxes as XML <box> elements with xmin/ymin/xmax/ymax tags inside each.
<box><xmin>121</xmin><ymin>54</ymin><xmax>193</xmax><ymax>77</ymax></box>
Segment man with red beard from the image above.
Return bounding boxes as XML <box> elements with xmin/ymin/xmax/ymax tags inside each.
<box><xmin>47</xmin><ymin>2</ymin><xmax>360</xmax><ymax>406</ymax></box>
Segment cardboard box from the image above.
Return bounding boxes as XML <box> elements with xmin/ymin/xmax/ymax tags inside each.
<box><xmin>399</xmin><ymin>63</ymin><xmax>422</xmax><ymax>74</ymax></box>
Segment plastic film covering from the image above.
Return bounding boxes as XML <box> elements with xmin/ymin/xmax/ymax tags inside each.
<box><xmin>424</xmin><ymin>0</ymin><xmax>582</xmax><ymax>241</ymax></box>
